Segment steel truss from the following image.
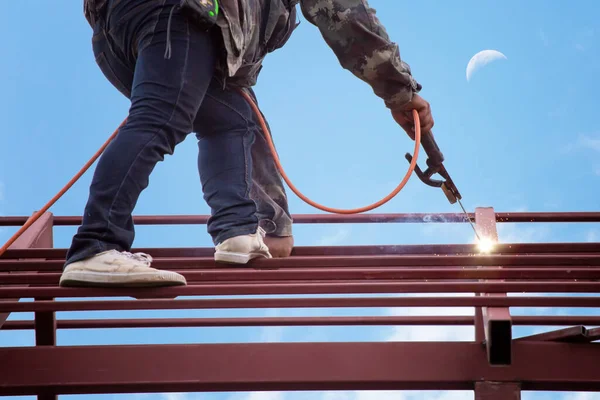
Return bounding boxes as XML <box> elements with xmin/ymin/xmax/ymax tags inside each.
<box><xmin>1</xmin><ymin>208</ymin><xmax>599</xmax><ymax>399</ymax></box>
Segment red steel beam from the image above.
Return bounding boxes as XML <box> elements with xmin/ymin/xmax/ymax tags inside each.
<box><xmin>475</xmin><ymin>207</ymin><xmax>512</xmax><ymax>366</ymax></box>
<box><xmin>4</xmin><ymin>242</ymin><xmax>600</xmax><ymax>260</ymax></box>
<box><xmin>3</xmin><ymin>267</ymin><xmax>600</xmax><ymax>285</ymax></box>
<box><xmin>516</xmin><ymin>326</ymin><xmax>591</xmax><ymax>343</ymax></box>
<box><xmin>0</xmin><ymin>212</ymin><xmax>54</xmax><ymax>329</ymax></box>
<box><xmin>2</xmin><ymin>316</ymin><xmax>477</xmax><ymax>330</ymax></box>
<box><xmin>585</xmin><ymin>327</ymin><xmax>600</xmax><ymax>342</ymax></box>
<box><xmin>4</xmin><ymin>315</ymin><xmax>600</xmax><ymax>330</ymax></box>
<box><xmin>34</xmin><ymin>296</ymin><xmax>56</xmax><ymax>346</ymax></box>
<box><xmin>35</xmin><ymin>295</ymin><xmax>58</xmax><ymax>400</ymax></box>
<box><xmin>1</xmin><ymin>281</ymin><xmax>600</xmax><ymax>299</ymax></box>
<box><xmin>0</xmin><ymin>296</ymin><xmax>598</xmax><ymax>314</ymax></box>
<box><xmin>475</xmin><ymin>382</ymin><xmax>521</xmax><ymax>400</ymax></box>
<box><xmin>0</xmin><ymin>212</ymin><xmax>57</xmax><ymax>400</ymax></box>
<box><xmin>1</xmin><ymin>341</ymin><xmax>600</xmax><ymax>395</ymax></box>
<box><xmin>2</xmin><ymin>254</ymin><xmax>600</xmax><ymax>273</ymax></box>
<box><xmin>4</xmin><ymin>260</ymin><xmax>600</xmax><ymax>274</ymax></box>
<box><xmin>2</xmin><ymin>211</ymin><xmax>600</xmax><ymax>226</ymax></box>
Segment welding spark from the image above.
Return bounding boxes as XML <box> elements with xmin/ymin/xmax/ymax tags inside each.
<box><xmin>476</xmin><ymin>237</ymin><xmax>495</xmax><ymax>253</ymax></box>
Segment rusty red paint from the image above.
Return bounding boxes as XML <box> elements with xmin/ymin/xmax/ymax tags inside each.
<box><xmin>1</xmin><ymin>342</ymin><xmax>600</xmax><ymax>395</ymax></box>
<box><xmin>3</xmin><ymin>241</ymin><xmax>600</xmax><ymax>260</ymax></box>
<box><xmin>584</xmin><ymin>327</ymin><xmax>600</xmax><ymax>342</ymax></box>
<box><xmin>3</xmin><ymin>267</ymin><xmax>600</xmax><ymax>285</ymax></box>
<box><xmin>4</xmin><ymin>315</ymin><xmax>600</xmax><ymax>331</ymax></box>
<box><xmin>475</xmin><ymin>207</ymin><xmax>512</xmax><ymax>366</ymax></box>
<box><xmin>517</xmin><ymin>326</ymin><xmax>594</xmax><ymax>343</ymax></box>
<box><xmin>475</xmin><ymin>382</ymin><xmax>521</xmax><ymax>400</ymax></box>
<box><xmin>0</xmin><ymin>296</ymin><xmax>599</xmax><ymax>314</ymax></box>
<box><xmin>1</xmin><ymin>281</ymin><xmax>600</xmax><ymax>299</ymax></box>
<box><xmin>474</xmin><ymin>307</ymin><xmax>485</xmax><ymax>342</ymax></box>
<box><xmin>34</xmin><ymin>297</ymin><xmax>56</xmax><ymax>347</ymax></box>
<box><xmin>0</xmin><ymin>212</ymin><xmax>54</xmax><ymax>330</ymax></box>
<box><xmin>3</xmin><ymin>211</ymin><xmax>600</xmax><ymax>226</ymax></box>
<box><xmin>2</xmin><ymin>253</ymin><xmax>600</xmax><ymax>273</ymax></box>
<box><xmin>1</xmin><ymin>210</ymin><xmax>600</xmax><ymax>397</ymax></box>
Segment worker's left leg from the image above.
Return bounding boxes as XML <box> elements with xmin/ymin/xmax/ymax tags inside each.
<box><xmin>61</xmin><ymin>1</ymin><xmax>221</xmax><ymax>286</ymax></box>
<box><xmin>192</xmin><ymin>79</ymin><xmax>274</xmax><ymax>263</ymax></box>
<box><xmin>245</xmin><ymin>89</ymin><xmax>294</xmax><ymax>257</ymax></box>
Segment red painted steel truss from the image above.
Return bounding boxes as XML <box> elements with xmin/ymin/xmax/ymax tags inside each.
<box><xmin>1</xmin><ymin>208</ymin><xmax>600</xmax><ymax>400</ymax></box>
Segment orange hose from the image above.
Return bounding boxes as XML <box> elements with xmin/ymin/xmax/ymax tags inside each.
<box><xmin>0</xmin><ymin>94</ymin><xmax>421</xmax><ymax>256</ymax></box>
<box><xmin>0</xmin><ymin>119</ymin><xmax>127</xmax><ymax>256</ymax></box>
<box><xmin>239</xmin><ymin>89</ymin><xmax>421</xmax><ymax>214</ymax></box>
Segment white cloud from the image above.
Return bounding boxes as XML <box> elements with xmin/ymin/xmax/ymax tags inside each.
<box><xmin>226</xmin><ymin>391</ymin><xmax>285</xmax><ymax>400</ymax></box>
<box><xmin>318</xmin><ymin>228</ymin><xmax>351</xmax><ymax>246</ymax></box>
<box><xmin>562</xmin><ymin>393</ymin><xmax>600</xmax><ymax>400</ymax></box>
<box><xmin>322</xmin><ymin>393</ymin><xmax>353</xmax><ymax>400</ymax></box>
<box><xmin>496</xmin><ymin>223</ymin><xmax>550</xmax><ymax>243</ymax></box>
<box><xmin>158</xmin><ymin>391</ymin><xmax>284</xmax><ymax>400</ymax></box>
<box><xmin>564</xmin><ymin>135</ymin><xmax>600</xmax><ymax>175</ymax></box>
<box><xmin>260</xmin><ymin>309</ymin><xmax>285</xmax><ymax>343</ymax></box>
<box><xmin>137</xmin><ymin>389</ymin><xmax>600</xmax><ymax>400</ymax></box>
<box><xmin>132</xmin><ymin>393</ymin><xmax>203</xmax><ymax>400</ymax></box>
<box><xmin>572</xmin><ymin>135</ymin><xmax>600</xmax><ymax>152</ymax></box>
<box><xmin>162</xmin><ymin>395</ymin><xmax>192</xmax><ymax>400</ymax></box>
<box><xmin>587</xmin><ymin>230</ymin><xmax>599</xmax><ymax>242</ymax></box>
<box><xmin>315</xmin><ymin>390</ymin><xmax>472</xmax><ymax>400</ymax></box>
<box><xmin>538</xmin><ymin>29</ymin><xmax>549</xmax><ymax>47</ymax></box>
<box><xmin>245</xmin><ymin>392</ymin><xmax>285</xmax><ymax>400</ymax></box>
<box><xmin>260</xmin><ymin>325</ymin><xmax>285</xmax><ymax>342</ymax></box>
<box><xmin>572</xmin><ymin>27</ymin><xmax>595</xmax><ymax>53</ymax></box>
<box><xmin>419</xmin><ymin>223</ymin><xmax>473</xmax><ymax>243</ymax></box>
<box><xmin>356</xmin><ymin>391</ymin><xmax>408</xmax><ymax>400</ymax></box>
<box><xmin>386</xmin><ymin>293</ymin><xmax>474</xmax><ymax>343</ymax></box>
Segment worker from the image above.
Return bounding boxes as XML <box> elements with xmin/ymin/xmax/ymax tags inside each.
<box><xmin>59</xmin><ymin>0</ymin><xmax>434</xmax><ymax>288</ymax></box>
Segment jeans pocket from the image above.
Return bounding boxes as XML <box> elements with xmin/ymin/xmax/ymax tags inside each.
<box><xmin>95</xmin><ymin>51</ymin><xmax>132</xmax><ymax>98</ymax></box>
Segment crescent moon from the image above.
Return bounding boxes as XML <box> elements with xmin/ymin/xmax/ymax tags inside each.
<box><xmin>466</xmin><ymin>50</ymin><xmax>507</xmax><ymax>82</ymax></box>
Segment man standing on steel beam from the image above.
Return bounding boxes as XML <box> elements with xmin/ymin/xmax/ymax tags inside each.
<box><xmin>60</xmin><ymin>0</ymin><xmax>435</xmax><ymax>287</ymax></box>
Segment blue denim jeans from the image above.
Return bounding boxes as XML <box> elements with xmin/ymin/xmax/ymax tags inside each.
<box><xmin>65</xmin><ymin>0</ymin><xmax>291</xmax><ymax>266</ymax></box>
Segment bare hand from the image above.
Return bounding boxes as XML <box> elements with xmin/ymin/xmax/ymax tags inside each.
<box><xmin>391</xmin><ymin>93</ymin><xmax>434</xmax><ymax>139</ymax></box>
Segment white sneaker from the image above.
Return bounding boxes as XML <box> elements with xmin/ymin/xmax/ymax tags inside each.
<box><xmin>214</xmin><ymin>227</ymin><xmax>272</xmax><ymax>264</ymax></box>
<box><xmin>59</xmin><ymin>250</ymin><xmax>187</xmax><ymax>287</ymax></box>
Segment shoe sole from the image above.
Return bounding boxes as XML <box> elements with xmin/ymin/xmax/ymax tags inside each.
<box><xmin>214</xmin><ymin>251</ymin><xmax>271</xmax><ymax>264</ymax></box>
<box><xmin>59</xmin><ymin>270</ymin><xmax>187</xmax><ymax>288</ymax></box>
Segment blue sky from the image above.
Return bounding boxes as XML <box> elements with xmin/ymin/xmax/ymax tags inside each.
<box><xmin>1</xmin><ymin>0</ymin><xmax>599</xmax><ymax>399</ymax></box>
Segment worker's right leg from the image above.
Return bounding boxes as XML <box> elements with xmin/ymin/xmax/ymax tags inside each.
<box><xmin>61</xmin><ymin>0</ymin><xmax>221</xmax><ymax>286</ymax></box>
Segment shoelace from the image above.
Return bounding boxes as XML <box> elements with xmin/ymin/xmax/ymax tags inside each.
<box><xmin>121</xmin><ymin>251</ymin><xmax>153</xmax><ymax>264</ymax></box>
<box><xmin>256</xmin><ymin>227</ymin><xmax>270</xmax><ymax>252</ymax></box>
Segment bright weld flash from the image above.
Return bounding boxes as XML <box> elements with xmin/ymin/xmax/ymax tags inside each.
<box><xmin>477</xmin><ymin>237</ymin><xmax>495</xmax><ymax>253</ymax></box>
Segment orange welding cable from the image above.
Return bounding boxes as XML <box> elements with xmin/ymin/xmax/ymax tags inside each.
<box><xmin>0</xmin><ymin>119</ymin><xmax>127</xmax><ymax>257</ymax></box>
<box><xmin>0</xmin><ymin>96</ymin><xmax>421</xmax><ymax>257</ymax></box>
<box><xmin>239</xmin><ymin>89</ymin><xmax>422</xmax><ymax>214</ymax></box>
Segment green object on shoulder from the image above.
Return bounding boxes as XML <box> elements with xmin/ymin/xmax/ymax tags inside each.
<box><xmin>180</xmin><ymin>0</ymin><xmax>219</xmax><ymax>30</ymax></box>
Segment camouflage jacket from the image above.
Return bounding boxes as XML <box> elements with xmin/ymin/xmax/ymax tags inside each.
<box><xmin>84</xmin><ymin>0</ymin><xmax>421</xmax><ymax>108</ymax></box>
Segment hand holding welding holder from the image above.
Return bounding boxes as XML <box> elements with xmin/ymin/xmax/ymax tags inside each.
<box><xmin>405</xmin><ymin>130</ymin><xmax>462</xmax><ymax>205</ymax></box>
<box><xmin>179</xmin><ymin>0</ymin><xmax>219</xmax><ymax>30</ymax></box>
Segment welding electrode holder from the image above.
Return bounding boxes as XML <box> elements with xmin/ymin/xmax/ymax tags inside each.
<box><xmin>404</xmin><ymin>130</ymin><xmax>462</xmax><ymax>204</ymax></box>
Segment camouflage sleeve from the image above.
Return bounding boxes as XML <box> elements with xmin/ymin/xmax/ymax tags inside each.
<box><xmin>298</xmin><ymin>0</ymin><xmax>422</xmax><ymax>108</ymax></box>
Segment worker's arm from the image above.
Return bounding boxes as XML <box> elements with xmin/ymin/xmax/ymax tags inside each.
<box><xmin>299</xmin><ymin>0</ymin><xmax>421</xmax><ymax>109</ymax></box>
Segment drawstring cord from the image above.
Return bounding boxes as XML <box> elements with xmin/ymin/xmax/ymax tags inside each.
<box><xmin>164</xmin><ymin>4</ymin><xmax>178</xmax><ymax>59</ymax></box>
